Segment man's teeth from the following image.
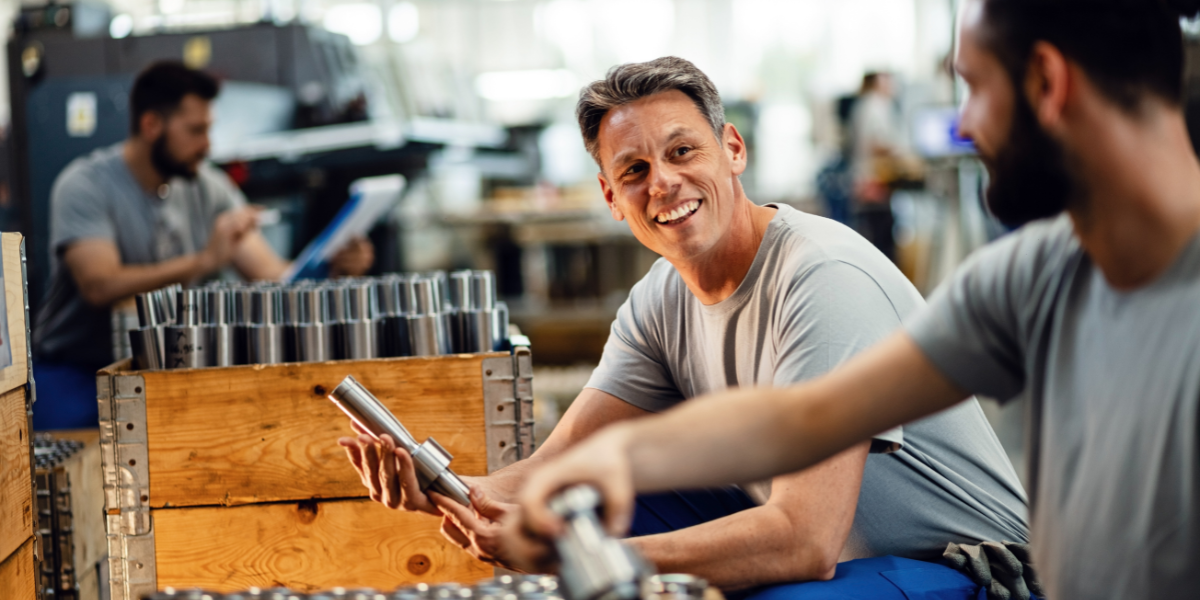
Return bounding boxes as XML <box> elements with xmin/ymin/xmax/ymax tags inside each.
<box><xmin>656</xmin><ymin>200</ymin><xmax>700</xmax><ymax>224</ymax></box>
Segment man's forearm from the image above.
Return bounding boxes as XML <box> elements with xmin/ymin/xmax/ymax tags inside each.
<box><xmin>78</xmin><ymin>252</ymin><xmax>211</xmax><ymax>307</ymax></box>
<box><xmin>627</xmin><ymin>505</ymin><xmax>836</xmax><ymax>590</ymax></box>
<box><xmin>474</xmin><ymin>453</ymin><xmax>551</xmax><ymax>503</ymax></box>
<box><xmin>620</xmin><ymin>335</ymin><xmax>965</xmax><ymax>495</ymax></box>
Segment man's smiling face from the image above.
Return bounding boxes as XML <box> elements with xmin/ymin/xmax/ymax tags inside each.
<box><xmin>596</xmin><ymin>89</ymin><xmax>747</xmax><ymax>262</ymax></box>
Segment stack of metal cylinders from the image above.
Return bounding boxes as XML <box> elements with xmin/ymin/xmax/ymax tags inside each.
<box><xmin>129</xmin><ymin>271</ymin><xmax>508</xmax><ymax>371</ymax></box>
<box><xmin>145</xmin><ymin>574</ymin><xmax>569</xmax><ymax>600</ymax></box>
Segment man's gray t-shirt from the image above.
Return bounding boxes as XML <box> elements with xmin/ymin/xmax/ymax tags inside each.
<box><xmin>588</xmin><ymin>204</ymin><xmax>1029</xmax><ymax>561</ymax></box>
<box><xmin>906</xmin><ymin>215</ymin><xmax>1200</xmax><ymax>599</ymax></box>
<box><xmin>34</xmin><ymin>142</ymin><xmax>246</xmax><ymax>369</ymax></box>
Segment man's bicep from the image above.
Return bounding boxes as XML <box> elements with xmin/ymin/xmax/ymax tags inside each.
<box><xmin>533</xmin><ymin>388</ymin><xmax>650</xmax><ymax>459</ymax></box>
<box><xmin>62</xmin><ymin>239</ymin><xmax>122</xmax><ymax>290</ymax></box>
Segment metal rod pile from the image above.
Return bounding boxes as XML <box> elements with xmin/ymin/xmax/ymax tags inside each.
<box><xmin>129</xmin><ymin>271</ymin><xmax>509</xmax><ymax>371</ymax></box>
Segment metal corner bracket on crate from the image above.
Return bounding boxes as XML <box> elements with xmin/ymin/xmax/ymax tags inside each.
<box><xmin>482</xmin><ymin>345</ymin><xmax>536</xmax><ymax>472</ymax></box>
<box><xmin>98</xmin><ymin>372</ymin><xmax>156</xmax><ymax>600</ymax></box>
<box><xmin>21</xmin><ymin>236</ymin><xmax>43</xmax><ymax>571</ymax></box>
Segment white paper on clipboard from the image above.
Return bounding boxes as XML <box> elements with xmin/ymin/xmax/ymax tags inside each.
<box><xmin>283</xmin><ymin>175</ymin><xmax>406</xmax><ymax>282</ymax></box>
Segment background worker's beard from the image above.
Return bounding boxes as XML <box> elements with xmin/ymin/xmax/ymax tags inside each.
<box><xmin>151</xmin><ymin>133</ymin><xmax>200</xmax><ymax>181</ymax></box>
<box><xmin>983</xmin><ymin>98</ymin><xmax>1078</xmax><ymax>228</ymax></box>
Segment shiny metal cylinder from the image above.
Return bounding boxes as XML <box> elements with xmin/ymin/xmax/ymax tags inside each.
<box><xmin>469</xmin><ymin>270</ymin><xmax>496</xmax><ymax>310</ymax></box>
<box><xmin>136</xmin><ymin>292</ymin><xmax>170</xmax><ymax>328</ymax></box>
<box><xmin>377</xmin><ymin>315</ymin><xmax>412</xmax><ymax>357</ymax></box>
<box><xmin>448</xmin><ymin>270</ymin><xmax>472</xmax><ymax>311</ymax></box>
<box><xmin>411</xmin><ymin>275</ymin><xmax>442</xmax><ymax>316</ymax></box>
<box><xmin>459</xmin><ymin>309</ymin><xmax>496</xmax><ymax>353</ymax></box>
<box><xmin>494</xmin><ymin>301</ymin><xmax>509</xmax><ymax>349</ymax></box>
<box><xmin>246</xmin><ymin>324</ymin><xmax>283</xmax><ymax>364</ymax></box>
<box><xmin>551</xmin><ymin>485</ymin><xmax>651</xmax><ymax>600</ymax></box>
<box><xmin>408</xmin><ymin>314</ymin><xmax>450</xmax><ymax>356</ymax></box>
<box><xmin>285</xmin><ymin>323</ymin><xmax>327</xmax><ymax>362</ymax></box>
<box><xmin>165</xmin><ymin>324</ymin><xmax>210</xmax><ymax>369</ymax></box>
<box><xmin>327</xmin><ymin>376</ymin><xmax>470</xmax><ymax>506</ymax></box>
<box><xmin>209</xmin><ymin>324</ymin><xmax>234</xmax><ymax>367</ymax></box>
<box><xmin>129</xmin><ymin>326</ymin><xmax>164</xmax><ymax>370</ymax></box>
<box><xmin>645</xmin><ymin>575</ymin><xmax>708</xmax><ymax>600</ymax></box>
<box><xmin>175</xmin><ymin>288</ymin><xmax>205</xmax><ymax>326</ymax></box>
<box><xmin>340</xmin><ymin>319</ymin><xmax>376</xmax><ymax>360</ymax></box>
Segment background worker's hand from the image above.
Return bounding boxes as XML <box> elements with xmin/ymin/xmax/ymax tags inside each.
<box><xmin>337</xmin><ymin>422</ymin><xmax>443</xmax><ymax>517</ymax></box>
<box><xmin>433</xmin><ymin>487</ymin><xmax>534</xmax><ymax>571</ymax></box>
<box><xmin>202</xmin><ymin>206</ymin><xmax>261</xmax><ymax>273</ymax></box>
<box><xmin>516</xmin><ymin>426</ymin><xmax>638</xmax><ymax>544</ymax></box>
<box><xmin>329</xmin><ymin>236</ymin><xmax>375</xmax><ymax>277</ymax></box>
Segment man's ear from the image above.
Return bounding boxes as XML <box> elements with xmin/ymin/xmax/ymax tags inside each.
<box><xmin>138</xmin><ymin>111</ymin><xmax>165</xmax><ymax>142</ymax></box>
<box><xmin>723</xmin><ymin>123</ymin><xmax>748</xmax><ymax>177</ymax></box>
<box><xmin>598</xmin><ymin>172</ymin><xmax>624</xmax><ymax>221</ymax></box>
<box><xmin>1024</xmin><ymin>41</ymin><xmax>1070</xmax><ymax>130</ymax></box>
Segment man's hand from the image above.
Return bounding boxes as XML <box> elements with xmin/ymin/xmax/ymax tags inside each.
<box><xmin>337</xmin><ymin>423</ymin><xmax>441</xmax><ymax>516</ymax></box>
<box><xmin>202</xmin><ymin>207</ymin><xmax>260</xmax><ymax>274</ymax></box>
<box><xmin>517</xmin><ymin>426</ymin><xmax>638</xmax><ymax>542</ymax></box>
<box><xmin>434</xmin><ymin>487</ymin><xmax>542</xmax><ymax>571</ymax></box>
<box><xmin>329</xmin><ymin>236</ymin><xmax>374</xmax><ymax>277</ymax></box>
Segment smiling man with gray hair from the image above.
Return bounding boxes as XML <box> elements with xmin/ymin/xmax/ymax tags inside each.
<box><xmin>341</xmin><ymin>56</ymin><xmax>1028</xmax><ymax>594</ymax></box>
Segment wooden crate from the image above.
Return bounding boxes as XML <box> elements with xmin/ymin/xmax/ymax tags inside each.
<box><xmin>98</xmin><ymin>347</ymin><xmax>534</xmax><ymax>600</ymax></box>
<box><xmin>0</xmin><ymin>233</ymin><xmax>37</xmax><ymax>600</ymax></box>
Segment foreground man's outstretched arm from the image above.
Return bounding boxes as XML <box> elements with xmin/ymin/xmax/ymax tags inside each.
<box><xmin>516</xmin><ymin>332</ymin><xmax>968</xmax><ymax>544</ymax></box>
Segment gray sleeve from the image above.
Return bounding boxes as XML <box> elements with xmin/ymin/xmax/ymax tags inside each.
<box><xmin>773</xmin><ymin>260</ymin><xmax>907</xmax><ymax>450</ymax></box>
<box><xmin>49</xmin><ymin>163</ymin><xmax>115</xmax><ymax>255</ymax></box>
<box><xmin>585</xmin><ymin>282</ymin><xmax>685</xmax><ymax>412</ymax></box>
<box><xmin>905</xmin><ymin>237</ymin><xmax>1029</xmax><ymax>403</ymax></box>
<box><xmin>200</xmin><ymin>164</ymin><xmax>247</xmax><ymax>217</ymax></box>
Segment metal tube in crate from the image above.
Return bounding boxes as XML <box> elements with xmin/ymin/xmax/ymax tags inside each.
<box><xmin>283</xmin><ymin>286</ymin><xmax>328</xmax><ymax>362</ymax></box>
<box><xmin>129</xmin><ymin>326</ymin><xmax>164</xmax><ymax>370</ymax></box>
<box><xmin>327</xmin><ymin>375</ymin><xmax>471</xmax><ymax>507</ymax></box>
<box><xmin>204</xmin><ymin>286</ymin><xmax>234</xmax><ymax>367</ymax></box>
<box><xmin>165</xmin><ymin>288</ymin><xmax>211</xmax><ymax>369</ymax></box>
<box><xmin>375</xmin><ymin>275</ymin><xmax>412</xmax><ymax>357</ymax></box>
<box><xmin>459</xmin><ymin>309</ymin><xmax>497</xmax><ymax>353</ymax></box>
<box><xmin>409</xmin><ymin>275</ymin><xmax>451</xmax><ymax>356</ymax></box>
<box><xmin>231</xmin><ymin>287</ymin><xmax>253</xmax><ymax>365</ymax></box>
<box><xmin>495</xmin><ymin>301</ymin><xmax>510</xmax><ymax>348</ymax></box>
<box><xmin>340</xmin><ymin>281</ymin><xmax>376</xmax><ymax>359</ymax></box>
<box><xmin>246</xmin><ymin>287</ymin><xmax>283</xmax><ymax>364</ymax></box>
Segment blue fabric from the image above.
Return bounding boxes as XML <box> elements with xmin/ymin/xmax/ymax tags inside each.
<box><xmin>744</xmin><ymin>556</ymin><xmax>986</xmax><ymax>600</ymax></box>
<box><xmin>31</xmin><ymin>362</ymin><xmax>97</xmax><ymax>430</ymax></box>
<box><xmin>629</xmin><ymin>489</ymin><xmax>996</xmax><ymax>600</ymax></box>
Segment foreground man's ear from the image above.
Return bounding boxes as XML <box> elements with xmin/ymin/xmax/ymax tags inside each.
<box><xmin>1024</xmin><ymin>41</ymin><xmax>1071</xmax><ymax>131</ymax></box>
<box><xmin>599</xmin><ymin>172</ymin><xmax>626</xmax><ymax>221</ymax></box>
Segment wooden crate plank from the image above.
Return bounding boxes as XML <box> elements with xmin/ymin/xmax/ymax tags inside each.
<box><xmin>154</xmin><ymin>498</ymin><xmax>491</xmax><ymax>592</ymax></box>
<box><xmin>141</xmin><ymin>355</ymin><xmax>496</xmax><ymax>508</ymax></box>
<box><xmin>0</xmin><ymin>386</ymin><xmax>32</xmax><ymax>561</ymax></box>
<box><xmin>0</xmin><ymin>233</ymin><xmax>28</xmax><ymax>396</ymax></box>
<box><xmin>0</xmin><ymin>537</ymin><xmax>37</xmax><ymax>600</ymax></box>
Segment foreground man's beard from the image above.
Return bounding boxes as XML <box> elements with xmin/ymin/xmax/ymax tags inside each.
<box><xmin>983</xmin><ymin>97</ymin><xmax>1076</xmax><ymax>228</ymax></box>
<box><xmin>151</xmin><ymin>134</ymin><xmax>200</xmax><ymax>181</ymax></box>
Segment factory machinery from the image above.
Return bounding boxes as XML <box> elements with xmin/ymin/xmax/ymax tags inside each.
<box><xmin>146</xmin><ymin>486</ymin><xmax>713</xmax><ymax>600</ymax></box>
<box><xmin>128</xmin><ymin>270</ymin><xmax>509</xmax><ymax>370</ymax></box>
<box><xmin>34</xmin><ymin>435</ymin><xmax>86</xmax><ymax>600</ymax></box>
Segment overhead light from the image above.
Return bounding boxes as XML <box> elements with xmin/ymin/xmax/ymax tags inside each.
<box><xmin>324</xmin><ymin>4</ymin><xmax>383</xmax><ymax>46</ymax></box>
<box><xmin>388</xmin><ymin>2</ymin><xmax>419</xmax><ymax>43</ymax></box>
<box><xmin>159</xmin><ymin>0</ymin><xmax>185</xmax><ymax>15</ymax></box>
<box><xmin>109</xmin><ymin>13</ymin><xmax>133</xmax><ymax>38</ymax></box>
<box><xmin>475</xmin><ymin>69</ymin><xmax>578</xmax><ymax>101</ymax></box>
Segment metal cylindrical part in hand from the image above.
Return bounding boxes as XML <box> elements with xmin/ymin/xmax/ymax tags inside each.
<box><xmin>551</xmin><ymin>485</ymin><xmax>651</xmax><ymax>600</ymax></box>
<box><xmin>129</xmin><ymin>326</ymin><xmax>164</xmax><ymax>370</ymax></box>
<box><xmin>408</xmin><ymin>314</ymin><xmax>450</xmax><ymax>356</ymax></box>
<box><xmin>165</xmin><ymin>324</ymin><xmax>210</xmax><ymax>369</ymax></box>
<box><xmin>340</xmin><ymin>319</ymin><xmax>376</xmax><ymax>360</ymax></box>
<box><xmin>327</xmin><ymin>376</ymin><xmax>470</xmax><ymax>507</ymax></box>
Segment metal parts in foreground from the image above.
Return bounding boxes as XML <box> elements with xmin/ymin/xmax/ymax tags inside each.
<box><xmin>551</xmin><ymin>485</ymin><xmax>654</xmax><ymax>600</ymax></box>
<box><xmin>326</xmin><ymin>375</ymin><xmax>471</xmax><ymax>507</ymax></box>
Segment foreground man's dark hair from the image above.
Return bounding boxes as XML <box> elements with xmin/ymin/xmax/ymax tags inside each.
<box><xmin>981</xmin><ymin>0</ymin><xmax>1200</xmax><ymax>110</ymax></box>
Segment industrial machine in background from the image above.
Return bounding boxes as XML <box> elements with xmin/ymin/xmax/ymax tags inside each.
<box><xmin>5</xmin><ymin>12</ymin><xmax>507</xmax><ymax>321</ymax></box>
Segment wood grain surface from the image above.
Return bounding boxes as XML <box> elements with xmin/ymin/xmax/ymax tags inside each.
<box><xmin>138</xmin><ymin>354</ymin><xmax>499</xmax><ymax>508</ymax></box>
<box><xmin>0</xmin><ymin>233</ymin><xmax>28</xmax><ymax>396</ymax></box>
<box><xmin>0</xmin><ymin>537</ymin><xmax>36</xmax><ymax>600</ymax></box>
<box><xmin>154</xmin><ymin>498</ymin><xmax>492</xmax><ymax>592</ymax></box>
<box><xmin>0</xmin><ymin>386</ymin><xmax>32</xmax><ymax>563</ymax></box>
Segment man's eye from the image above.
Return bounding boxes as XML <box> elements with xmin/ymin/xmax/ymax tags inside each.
<box><xmin>624</xmin><ymin>163</ymin><xmax>646</xmax><ymax>177</ymax></box>
<box><xmin>674</xmin><ymin>147</ymin><xmax>692</xmax><ymax>157</ymax></box>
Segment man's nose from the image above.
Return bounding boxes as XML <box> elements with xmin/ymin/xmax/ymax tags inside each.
<box><xmin>647</xmin><ymin>161</ymin><xmax>681</xmax><ymax>198</ymax></box>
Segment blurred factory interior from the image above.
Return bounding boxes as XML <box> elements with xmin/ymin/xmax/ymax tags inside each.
<box><xmin>7</xmin><ymin>0</ymin><xmax>1200</xmax><ymax>481</ymax></box>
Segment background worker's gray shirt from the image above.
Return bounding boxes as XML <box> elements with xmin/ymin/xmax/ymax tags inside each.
<box><xmin>33</xmin><ymin>142</ymin><xmax>245</xmax><ymax>369</ymax></box>
<box><xmin>906</xmin><ymin>215</ymin><xmax>1200</xmax><ymax>600</ymax></box>
<box><xmin>587</xmin><ymin>204</ymin><xmax>1030</xmax><ymax>562</ymax></box>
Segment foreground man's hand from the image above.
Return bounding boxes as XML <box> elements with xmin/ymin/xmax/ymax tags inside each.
<box><xmin>434</xmin><ymin>487</ymin><xmax>540</xmax><ymax>571</ymax></box>
<box><xmin>338</xmin><ymin>422</ymin><xmax>442</xmax><ymax>516</ymax></box>
<box><xmin>517</xmin><ymin>426</ymin><xmax>637</xmax><ymax>542</ymax></box>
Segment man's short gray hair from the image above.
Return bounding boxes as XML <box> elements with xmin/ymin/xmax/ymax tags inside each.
<box><xmin>576</xmin><ymin>56</ymin><xmax>725</xmax><ymax>168</ymax></box>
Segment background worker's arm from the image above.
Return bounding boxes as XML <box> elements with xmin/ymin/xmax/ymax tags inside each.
<box><xmin>62</xmin><ymin>206</ymin><xmax>258</xmax><ymax>307</ymax></box>
<box><xmin>517</xmin><ymin>333</ymin><xmax>968</xmax><ymax>545</ymax></box>
<box><xmin>233</xmin><ymin>233</ymin><xmax>375</xmax><ymax>282</ymax></box>
<box><xmin>627</xmin><ymin>443</ymin><xmax>869</xmax><ymax>589</ymax></box>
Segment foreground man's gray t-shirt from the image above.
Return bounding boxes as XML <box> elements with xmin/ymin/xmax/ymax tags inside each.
<box><xmin>907</xmin><ymin>215</ymin><xmax>1200</xmax><ymax>599</ymax></box>
<box><xmin>34</xmin><ymin>142</ymin><xmax>245</xmax><ymax>369</ymax></box>
<box><xmin>587</xmin><ymin>204</ymin><xmax>1029</xmax><ymax>561</ymax></box>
